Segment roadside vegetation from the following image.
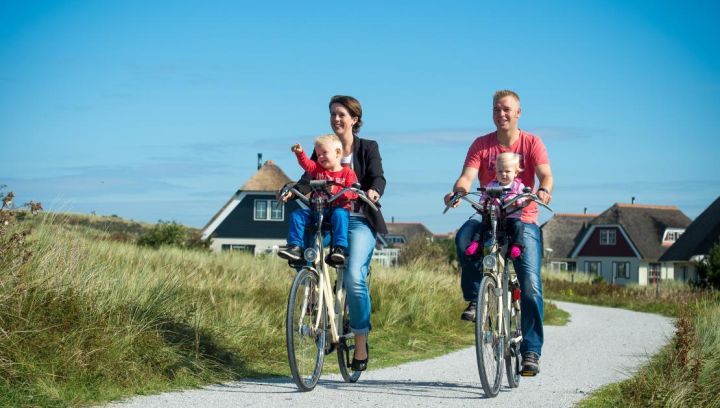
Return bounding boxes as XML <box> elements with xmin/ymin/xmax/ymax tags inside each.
<box><xmin>543</xmin><ymin>267</ymin><xmax>720</xmax><ymax>408</ymax></box>
<box><xmin>0</xmin><ymin>211</ymin><xmax>567</xmax><ymax>407</ymax></box>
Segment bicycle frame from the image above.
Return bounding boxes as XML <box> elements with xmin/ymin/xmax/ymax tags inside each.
<box><xmin>285</xmin><ymin>180</ymin><xmax>379</xmax><ymax>390</ymax></box>
<box><xmin>444</xmin><ymin>186</ymin><xmax>550</xmax><ymax>395</ymax></box>
<box><xmin>479</xmin><ymin>194</ymin><xmax>520</xmax><ymax>358</ymax></box>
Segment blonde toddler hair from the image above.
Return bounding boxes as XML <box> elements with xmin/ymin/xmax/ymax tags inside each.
<box><xmin>314</xmin><ymin>134</ymin><xmax>343</xmax><ymax>153</ymax></box>
<box><xmin>496</xmin><ymin>152</ymin><xmax>523</xmax><ymax>172</ymax></box>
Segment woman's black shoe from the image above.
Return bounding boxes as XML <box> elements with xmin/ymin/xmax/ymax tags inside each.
<box><xmin>351</xmin><ymin>343</ymin><xmax>369</xmax><ymax>371</ymax></box>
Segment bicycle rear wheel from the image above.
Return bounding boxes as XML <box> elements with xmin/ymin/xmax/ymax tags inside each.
<box><xmin>476</xmin><ymin>275</ymin><xmax>504</xmax><ymax>397</ymax></box>
<box><xmin>287</xmin><ymin>268</ymin><xmax>326</xmax><ymax>391</ymax></box>
<box><xmin>337</xmin><ymin>296</ymin><xmax>362</xmax><ymax>383</ymax></box>
<box><xmin>505</xmin><ymin>302</ymin><xmax>522</xmax><ymax>388</ymax></box>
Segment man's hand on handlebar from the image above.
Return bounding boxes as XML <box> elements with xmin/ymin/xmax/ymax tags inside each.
<box><xmin>444</xmin><ymin>192</ymin><xmax>462</xmax><ymax>208</ymax></box>
<box><xmin>536</xmin><ymin>188</ymin><xmax>552</xmax><ymax>205</ymax></box>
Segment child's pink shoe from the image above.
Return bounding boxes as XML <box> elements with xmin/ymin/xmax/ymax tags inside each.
<box><xmin>465</xmin><ymin>241</ymin><xmax>480</xmax><ymax>256</ymax></box>
<box><xmin>509</xmin><ymin>244</ymin><xmax>522</xmax><ymax>259</ymax></box>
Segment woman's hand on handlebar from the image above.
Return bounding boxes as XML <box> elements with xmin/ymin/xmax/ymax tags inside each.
<box><xmin>276</xmin><ymin>182</ymin><xmax>298</xmax><ymax>203</ymax></box>
<box><xmin>278</xmin><ymin>190</ymin><xmax>294</xmax><ymax>203</ymax></box>
<box><xmin>367</xmin><ymin>188</ymin><xmax>380</xmax><ymax>203</ymax></box>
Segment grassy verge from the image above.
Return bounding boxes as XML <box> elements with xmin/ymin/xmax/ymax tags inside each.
<box><xmin>0</xmin><ymin>214</ymin><xmax>568</xmax><ymax>406</ymax></box>
<box><xmin>543</xmin><ymin>271</ymin><xmax>720</xmax><ymax>407</ymax></box>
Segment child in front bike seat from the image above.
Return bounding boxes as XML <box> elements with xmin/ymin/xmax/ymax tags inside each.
<box><xmin>465</xmin><ymin>152</ymin><xmax>527</xmax><ymax>260</ymax></box>
<box><xmin>278</xmin><ymin>134</ymin><xmax>358</xmax><ymax>267</ymax></box>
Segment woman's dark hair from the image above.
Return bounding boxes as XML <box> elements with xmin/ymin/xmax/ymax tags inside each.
<box><xmin>329</xmin><ymin>95</ymin><xmax>363</xmax><ymax>135</ymax></box>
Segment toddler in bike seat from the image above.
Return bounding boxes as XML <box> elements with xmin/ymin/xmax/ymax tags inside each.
<box><xmin>465</xmin><ymin>152</ymin><xmax>527</xmax><ymax>260</ymax></box>
<box><xmin>278</xmin><ymin>134</ymin><xmax>358</xmax><ymax>267</ymax></box>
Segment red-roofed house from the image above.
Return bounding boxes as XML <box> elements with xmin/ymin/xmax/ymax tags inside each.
<box><xmin>569</xmin><ymin>203</ymin><xmax>691</xmax><ymax>285</ymax></box>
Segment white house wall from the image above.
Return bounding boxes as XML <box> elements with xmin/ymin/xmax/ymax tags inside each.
<box><xmin>209</xmin><ymin>237</ymin><xmax>286</xmax><ymax>255</ymax></box>
<box><xmin>575</xmin><ymin>257</ymin><xmax>641</xmax><ymax>286</ymax></box>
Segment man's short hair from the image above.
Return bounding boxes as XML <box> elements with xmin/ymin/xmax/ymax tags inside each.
<box><xmin>493</xmin><ymin>90</ymin><xmax>520</xmax><ymax>104</ymax></box>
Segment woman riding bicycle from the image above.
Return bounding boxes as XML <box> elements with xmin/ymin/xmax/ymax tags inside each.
<box><xmin>280</xmin><ymin>95</ymin><xmax>387</xmax><ymax>371</ymax></box>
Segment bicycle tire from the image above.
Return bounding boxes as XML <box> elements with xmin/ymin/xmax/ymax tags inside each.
<box><xmin>287</xmin><ymin>268</ymin><xmax>326</xmax><ymax>391</ymax></box>
<box><xmin>475</xmin><ymin>275</ymin><xmax>504</xmax><ymax>397</ymax></box>
<box><xmin>337</xmin><ymin>295</ymin><xmax>362</xmax><ymax>383</ymax></box>
<box><xmin>505</xmin><ymin>301</ymin><xmax>522</xmax><ymax>388</ymax></box>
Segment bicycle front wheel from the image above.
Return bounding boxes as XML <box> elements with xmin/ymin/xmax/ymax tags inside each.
<box><xmin>476</xmin><ymin>275</ymin><xmax>504</xmax><ymax>397</ymax></box>
<box><xmin>337</xmin><ymin>296</ymin><xmax>362</xmax><ymax>383</ymax></box>
<box><xmin>287</xmin><ymin>268</ymin><xmax>326</xmax><ymax>391</ymax></box>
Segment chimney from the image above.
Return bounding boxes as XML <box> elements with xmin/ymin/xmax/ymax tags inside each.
<box><xmin>257</xmin><ymin>153</ymin><xmax>262</xmax><ymax>170</ymax></box>
<box><xmin>631</xmin><ymin>196</ymin><xmax>636</xmax><ymax>205</ymax></box>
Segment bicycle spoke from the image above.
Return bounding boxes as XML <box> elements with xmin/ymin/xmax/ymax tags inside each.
<box><xmin>476</xmin><ymin>276</ymin><xmax>504</xmax><ymax>397</ymax></box>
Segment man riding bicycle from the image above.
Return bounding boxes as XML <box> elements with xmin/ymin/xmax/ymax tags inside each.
<box><xmin>444</xmin><ymin>90</ymin><xmax>553</xmax><ymax>376</ymax></box>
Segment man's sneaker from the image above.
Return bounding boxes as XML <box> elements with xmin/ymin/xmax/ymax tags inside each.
<box><xmin>521</xmin><ymin>352</ymin><xmax>540</xmax><ymax>376</ymax></box>
<box><xmin>460</xmin><ymin>301</ymin><xmax>477</xmax><ymax>322</ymax></box>
<box><xmin>326</xmin><ymin>246</ymin><xmax>346</xmax><ymax>267</ymax></box>
<box><xmin>278</xmin><ymin>245</ymin><xmax>302</xmax><ymax>261</ymax></box>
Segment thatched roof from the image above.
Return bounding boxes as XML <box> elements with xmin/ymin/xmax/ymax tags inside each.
<box><xmin>541</xmin><ymin>213</ymin><xmax>597</xmax><ymax>258</ymax></box>
<box><xmin>386</xmin><ymin>222</ymin><xmax>434</xmax><ymax>241</ymax></box>
<box><xmin>660</xmin><ymin>196</ymin><xmax>720</xmax><ymax>261</ymax></box>
<box><xmin>589</xmin><ymin>203</ymin><xmax>691</xmax><ymax>260</ymax></box>
<box><xmin>240</xmin><ymin>160</ymin><xmax>292</xmax><ymax>192</ymax></box>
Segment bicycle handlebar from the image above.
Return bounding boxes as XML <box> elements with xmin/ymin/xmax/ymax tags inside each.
<box><xmin>443</xmin><ymin>187</ymin><xmax>553</xmax><ymax>215</ymax></box>
<box><xmin>279</xmin><ymin>181</ymin><xmax>379</xmax><ymax>212</ymax></box>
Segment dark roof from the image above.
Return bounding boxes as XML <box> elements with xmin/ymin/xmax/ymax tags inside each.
<box><xmin>541</xmin><ymin>213</ymin><xmax>597</xmax><ymax>258</ymax></box>
<box><xmin>660</xmin><ymin>196</ymin><xmax>720</xmax><ymax>261</ymax></box>
<box><xmin>385</xmin><ymin>222</ymin><xmax>433</xmax><ymax>242</ymax></box>
<box><xmin>240</xmin><ymin>161</ymin><xmax>292</xmax><ymax>192</ymax></box>
<box><xmin>202</xmin><ymin>161</ymin><xmax>292</xmax><ymax>234</ymax></box>
<box><xmin>588</xmin><ymin>203</ymin><xmax>691</xmax><ymax>259</ymax></box>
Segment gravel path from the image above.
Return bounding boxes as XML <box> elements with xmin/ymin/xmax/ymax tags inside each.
<box><xmin>108</xmin><ymin>301</ymin><xmax>674</xmax><ymax>408</ymax></box>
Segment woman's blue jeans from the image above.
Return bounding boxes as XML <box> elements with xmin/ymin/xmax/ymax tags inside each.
<box><xmin>343</xmin><ymin>216</ymin><xmax>376</xmax><ymax>335</ymax></box>
<box><xmin>455</xmin><ymin>215</ymin><xmax>544</xmax><ymax>356</ymax></box>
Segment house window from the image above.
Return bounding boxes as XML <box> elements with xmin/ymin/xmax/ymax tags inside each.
<box><xmin>550</xmin><ymin>261</ymin><xmax>568</xmax><ymax>272</ymax></box>
<box><xmin>662</xmin><ymin>229</ymin><xmax>684</xmax><ymax>245</ymax></box>
<box><xmin>613</xmin><ymin>261</ymin><xmax>631</xmax><ymax>279</ymax></box>
<box><xmin>599</xmin><ymin>229</ymin><xmax>616</xmax><ymax>245</ymax></box>
<box><xmin>584</xmin><ymin>261</ymin><xmax>602</xmax><ymax>275</ymax></box>
<box><xmin>386</xmin><ymin>236</ymin><xmax>406</xmax><ymax>244</ymax></box>
<box><xmin>648</xmin><ymin>263</ymin><xmax>661</xmax><ymax>283</ymax></box>
<box><xmin>221</xmin><ymin>244</ymin><xmax>255</xmax><ymax>254</ymax></box>
<box><xmin>254</xmin><ymin>199</ymin><xmax>284</xmax><ymax>221</ymax></box>
<box><xmin>567</xmin><ymin>261</ymin><xmax>577</xmax><ymax>272</ymax></box>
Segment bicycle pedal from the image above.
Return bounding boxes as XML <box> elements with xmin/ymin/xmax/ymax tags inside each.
<box><xmin>324</xmin><ymin>343</ymin><xmax>337</xmax><ymax>355</ymax></box>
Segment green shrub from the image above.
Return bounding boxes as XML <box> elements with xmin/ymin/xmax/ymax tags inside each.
<box><xmin>136</xmin><ymin>220</ymin><xmax>208</xmax><ymax>251</ymax></box>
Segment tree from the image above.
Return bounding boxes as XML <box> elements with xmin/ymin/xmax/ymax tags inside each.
<box><xmin>137</xmin><ymin>220</ymin><xmax>187</xmax><ymax>249</ymax></box>
<box><xmin>695</xmin><ymin>241</ymin><xmax>720</xmax><ymax>289</ymax></box>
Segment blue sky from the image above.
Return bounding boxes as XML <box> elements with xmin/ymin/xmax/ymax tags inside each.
<box><xmin>1</xmin><ymin>0</ymin><xmax>719</xmax><ymax>233</ymax></box>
